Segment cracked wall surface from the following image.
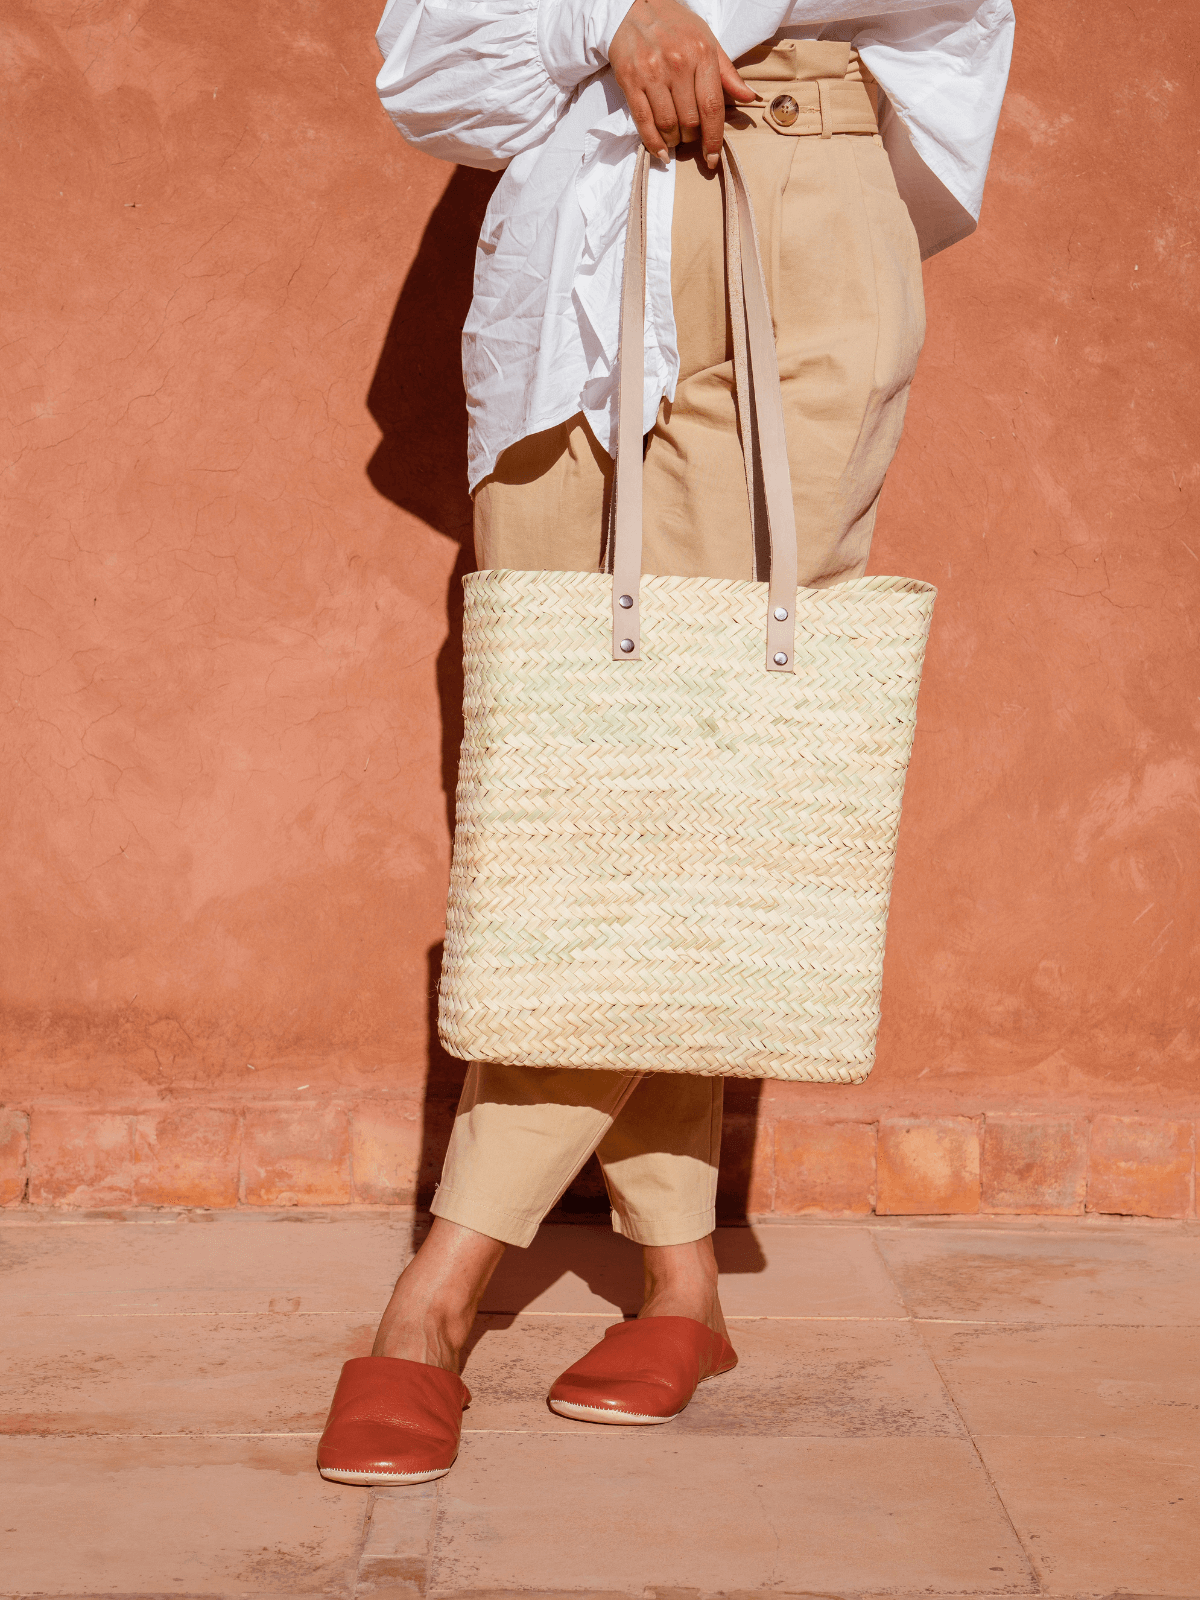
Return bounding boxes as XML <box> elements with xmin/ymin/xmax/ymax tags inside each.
<box><xmin>1</xmin><ymin>0</ymin><xmax>1197</xmax><ymax>1187</ymax></box>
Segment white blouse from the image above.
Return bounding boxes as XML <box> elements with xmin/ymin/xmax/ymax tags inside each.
<box><xmin>375</xmin><ymin>0</ymin><xmax>1014</xmax><ymax>490</ymax></box>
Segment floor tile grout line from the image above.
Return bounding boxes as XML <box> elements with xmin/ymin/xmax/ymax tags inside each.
<box><xmin>356</xmin><ymin>1489</ymin><xmax>380</xmax><ymax>1598</ymax></box>
<box><xmin>0</xmin><ymin>1431</ymin><xmax>326</xmax><ymax>1439</ymax></box>
<box><xmin>6</xmin><ymin>1426</ymin><xmax>1192</xmax><ymax>1443</ymax></box>
<box><xmin>721</xmin><ymin>1314</ymin><xmax>1199</xmax><ymax>1327</ymax></box>
<box><xmin>349</xmin><ymin>1481</ymin><xmax>375</xmax><ymax>1596</ymax></box>
<box><xmin>21</xmin><ymin>1311</ymin><xmax>1197</xmax><ymax>1329</ymax></box>
<box><xmin>865</xmin><ymin>1228</ymin><xmax>1045</xmax><ymax>1596</ymax></box>
<box><xmin>63</xmin><ymin>1310</ymin><xmax>371</xmax><ymax>1318</ymax></box>
<box><xmin>22</xmin><ymin>1311</ymin><xmax>372</xmax><ymax>1319</ymax></box>
<box><xmin>425</xmin><ymin>1456</ymin><xmax>450</xmax><ymax>1597</ymax></box>
<box><xmin>454</xmin><ymin>1429</ymin><xmax>1184</xmax><ymax>1445</ymax></box>
<box><xmin>0</xmin><ymin>1589</ymin><xmax>1064</xmax><ymax>1600</ymax></box>
<box><xmin>5</xmin><ymin>1214</ymin><xmax>1197</xmax><ymax>1229</ymax></box>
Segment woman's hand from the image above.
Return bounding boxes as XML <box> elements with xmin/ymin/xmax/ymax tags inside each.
<box><xmin>609</xmin><ymin>0</ymin><xmax>756</xmax><ymax>169</ymax></box>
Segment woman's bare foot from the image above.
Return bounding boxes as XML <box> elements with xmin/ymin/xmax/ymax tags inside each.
<box><xmin>371</xmin><ymin>1217</ymin><xmax>506</xmax><ymax>1372</ymax></box>
<box><xmin>638</xmin><ymin>1234</ymin><xmax>728</xmax><ymax>1340</ymax></box>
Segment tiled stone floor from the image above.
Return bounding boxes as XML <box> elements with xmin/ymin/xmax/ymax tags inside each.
<box><xmin>2</xmin><ymin>1210</ymin><xmax>1197</xmax><ymax>1599</ymax></box>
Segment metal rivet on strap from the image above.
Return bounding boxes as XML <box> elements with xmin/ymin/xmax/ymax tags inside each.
<box><xmin>620</xmin><ymin>638</ymin><xmax>635</xmax><ymax>653</ymax></box>
<box><xmin>773</xmin><ymin>606</ymin><xmax>788</xmax><ymax>621</ymax></box>
<box><xmin>618</xmin><ymin>594</ymin><xmax>633</xmax><ymax>609</ymax></box>
<box><xmin>770</xmin><ymin>94</ymin><xmax>800</xmax><ymax>127</ymax></box>
<box><xmin>773</xmin><ymin>652</ymin><xmax>788</xmax><ymax>666</ymax></box>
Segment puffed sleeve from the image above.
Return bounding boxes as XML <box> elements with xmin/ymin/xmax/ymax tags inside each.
<box><xmin>536</xmin><ymin>0</ymin><xmax>639</xmax><ymax>87</ymax></box>
<box><xmin>847</xmin><ymin>0</ymin><xmax>1014</xmax><ymax>255</ymax></box>
<box><xmin>375</xmin><ymin>0</ymin><xmax>636</xmax><ymax>169</ymax></box>
<box><xmin>700</xmin><ymin>0</ymin><xmax>1015</xmax><ymax>258</ymax></box>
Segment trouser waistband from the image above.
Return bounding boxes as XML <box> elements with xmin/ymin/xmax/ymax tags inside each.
<box><xmin>730</xmin><ymin>39</ymin><xmax>879</xmax><ymax>139</ymax></box>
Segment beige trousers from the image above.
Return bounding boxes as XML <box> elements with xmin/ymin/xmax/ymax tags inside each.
<box><xmin>432</xmin><ymin>40</ymin><xmax>925</xmax><ymax>1251</ymax></box>
<box><xmin>431</xmin><ymin>1064</ymin><xmax>723</xmax><ymax>1249</ymax></box>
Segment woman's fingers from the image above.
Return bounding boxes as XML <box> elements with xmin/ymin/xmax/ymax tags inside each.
<box><xmin>625</xmin><ymin>88</ymin><xmax>669</xmax><ymax>160</ymax></box>
<box><xmin>644</xmin><ymin>82</ymin><xmax>682</xmax><ymax>151</ymax></box>
<box><xmin>692</xmin><ymin>52</ymin><xmax>728</xmax><ymax>168</ymax></box>
<box><xmin>607</xmin><ymin>0</ymin><xmax>760</xmax><ymax>165</ymax></box>
<box><xmin>718</xmin><ymin>50</ymin><xmax>756</xmax><ymax>106</ymax></box>
<box><xmin>671</xmin><ymin>80</ymin><xmax>703</xmax><ymax>143</ymax></box>
<box><xmin>609</xmin><ymin>0</ymin><xmax>744</xmax><ymax>163</ymax></box>
<box><xmin>639</xmin><ymin>72</ymin><xmax>719</xmax><ymax>164</ymax></box>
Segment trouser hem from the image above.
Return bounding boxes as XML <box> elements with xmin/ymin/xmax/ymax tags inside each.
<box><xmin>429</xmin><ymin>1186</ymin><xmax>543</xmax><ymax>1250</ymax></box>
<box><xmin>609</xmin><ymin>1205</ymin><xmax>717</xmax><ymax>1247</ymax></box>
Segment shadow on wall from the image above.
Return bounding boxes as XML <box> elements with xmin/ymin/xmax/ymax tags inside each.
<box><xmin>367</xmin><ymin>165</ymin><xmax>497</xmax><ymax>1228</ymax></box>
<box><xmin>367</xmin><ymin>166</ymin><xmax>764</xmax><ymax>1253</ymax></box>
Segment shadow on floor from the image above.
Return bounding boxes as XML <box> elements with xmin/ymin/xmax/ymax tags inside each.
<box><xmin>367</xmin><ymin>165</ymin><xmax>766</xmax><ymax>1284</ymax></box>
<box><xmin>482</xmin><ymin>1224</ymin><xmax>769</xmax><ymax>1314</ymax></box>
<box><xmin>452</xmin><ymin>1223</ymin><xmax>769</xmax><ymax>1366</ymax></box>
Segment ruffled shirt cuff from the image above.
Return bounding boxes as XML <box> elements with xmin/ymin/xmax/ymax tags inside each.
<box><xmin>536</xmin><ymin>0</ymin><xmax>639</xmax><ymax>88</ymax></box>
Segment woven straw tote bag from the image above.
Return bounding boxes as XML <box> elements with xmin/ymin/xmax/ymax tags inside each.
<box><xmin>439</xmin><ymin>143</ymin><xmax>935</xmax><ymax>1083</ymax></box>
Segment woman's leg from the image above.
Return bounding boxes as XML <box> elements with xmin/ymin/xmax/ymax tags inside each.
<box><xmin>370</xmin><ymin>1064</ymin><xmax>729</xmax><ymax>1365</ymax></box>
<box><xmin>596</xmin><ymin>1071</ymin><xmax>728</xmax><ymax>1336</ymax></box>
<box><xmin>370</xmin><ymin>1062</ymin><xmax>642</xmax><ymax>1370</ymax></box>
<box><xmin>371</xmin><ymin>1217</ymin><xmax>505</xmax><ymax>1370</ymax></box>
<box><xmin>431</xmin><ymin>404</ymin><xmax>732</xmax><ymax>1374</ymax></box>
<box><xmin>639</xmin><ymin>1236</ymin><xmax>727</xmax><ymax>1338</ymax></box>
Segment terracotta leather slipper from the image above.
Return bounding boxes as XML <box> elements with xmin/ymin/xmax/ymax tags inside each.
<box><xmin>547</xmin><ymin>1316</ymin><xmax>737</xmax><ymax>1425</ymax></box>
<box><xmin>317</xmin><ymin>1356</ymin><xmax>470</xmax><ymax>1485</ymax></box>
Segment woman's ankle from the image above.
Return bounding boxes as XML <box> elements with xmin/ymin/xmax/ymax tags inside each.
<box><xmin>369</xmin><ymin>1217</ymin><xmax>506</xmax><ymax>1371</ymax></box>
<box><xmin>638</xmin><ymin>1281</ymin><xmax>727</xmax><ymax>1335</ymax></box>
<box><xmin>638</xmin><ymin>1236</ymin><xmax>727</xmax><ymax>1338</ymax></box>
<box><xmin>371</xmin><ymin>1307</ymin><xmax>467</xmax><ymax>1370</ymax></box>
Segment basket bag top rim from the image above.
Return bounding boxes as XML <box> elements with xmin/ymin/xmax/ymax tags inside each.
<box><xmin>465</xmin><ymin>570</ymin><xmax>937</xmax><ymax>601</ymax></box>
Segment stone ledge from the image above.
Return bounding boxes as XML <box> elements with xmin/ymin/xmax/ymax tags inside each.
<box><xmin>2</xmin><ymin>1102</ymin><xmax>1195</xmax><ymax>1219</ymax></box>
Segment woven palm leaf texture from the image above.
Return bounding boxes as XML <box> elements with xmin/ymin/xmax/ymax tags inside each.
<box><xmin>438</xmin><ymin>566</ymin><xmax>935</xmax><ymax>1082</ymax></box>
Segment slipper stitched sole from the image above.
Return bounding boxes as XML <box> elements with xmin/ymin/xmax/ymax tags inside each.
<box><xmin>547</xmin><ymin>1363</ymin><xmax>734</xmax><ymax>1427</ymax></box>
<box><xmin>318</xmin><ymin>1462</ymin><xmax>454</xmax><ymax>1486</ymax></box>
<box><xmin>547</xmin><ymin>1398</ymin><xmax>683</xmax><ymax>1425</ymax></box>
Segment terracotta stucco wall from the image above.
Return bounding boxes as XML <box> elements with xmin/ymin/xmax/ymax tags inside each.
<box><xmin>3</xmin><ymin>0</ymin><xmax>1197</xmax><ymax>1214</ymax></box>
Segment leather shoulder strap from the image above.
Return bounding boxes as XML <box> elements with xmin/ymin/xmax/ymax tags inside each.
<box><xmin>609</xmin><ymin>147</ymin><xmax>650</xmax><ymax>660</ymax></box>
<box><xmin>611</xmin><ymin>144</ymin><xmax>799</xmax><ymax>673</ymax></box>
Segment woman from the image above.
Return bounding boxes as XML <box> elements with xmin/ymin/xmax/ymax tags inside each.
<box><xmin>317</xmin><ymin>0</ymin><xmax>1013</xmax><ymax>1485</ymax></box>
